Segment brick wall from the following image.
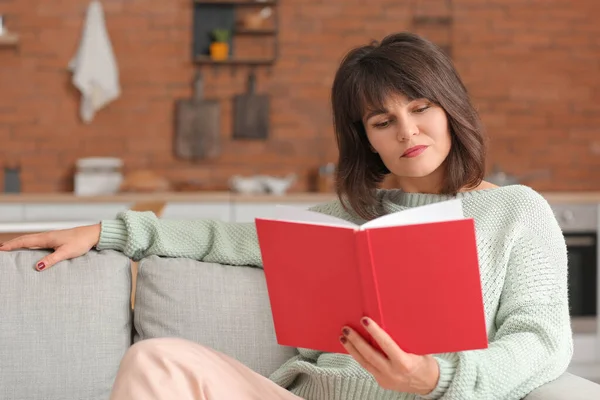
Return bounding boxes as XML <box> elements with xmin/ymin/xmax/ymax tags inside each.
<box><xmin>0</xmin><ymin>0</ymin><xmax>598</xmax><ymax>193</ymax></box>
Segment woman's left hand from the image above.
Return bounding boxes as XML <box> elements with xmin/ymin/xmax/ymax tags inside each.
<box><xmin>340</xmin><ymin>317</ymin><xmax>440</xmax><ymax>396</ymax></box>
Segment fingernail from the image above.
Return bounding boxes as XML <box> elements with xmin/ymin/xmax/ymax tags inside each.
<box><xmin>342</xmin><ymin>327</ymin><xmax>350</xmax><ymax>336</ymax></box>
<box><xmin>37</xmin><ymin>262</ymin><xmax>46</xmax><ymax>271</ymax></box>
<box><xmin>361</xmin><ymin>317</ymin><xmax>369</xmax><ymax>327</ymax></box>
<box><xmin>339</xmin><ymin>336</ymin><xmax>347</xmax><ymax>344</ymax></box>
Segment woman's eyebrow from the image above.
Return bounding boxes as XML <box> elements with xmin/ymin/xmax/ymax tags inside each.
<box><xmin>364</xmin><ymin>108</ymin><xmax>388</xmax><ymax>120</ymax></box>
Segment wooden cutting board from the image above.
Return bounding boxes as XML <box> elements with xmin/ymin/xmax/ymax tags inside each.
<box><xmin>233</xmin><ymin>72</ymin><xmax>269</xmax><ymax>139</ymax></box>
<box><xmin>174</xmin><ymin>72</ymin><xmax>220</xmax><ymax>160</ymax></box>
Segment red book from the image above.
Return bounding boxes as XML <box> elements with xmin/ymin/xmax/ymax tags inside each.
<box><xmin>255</xmin><ymin>199</ymin><xmax>488</xmax><ymax>356</ymax></box>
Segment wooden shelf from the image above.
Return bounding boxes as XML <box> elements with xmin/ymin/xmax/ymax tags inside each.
<box><xmin>0</xmin><ymin>32</ymin><xmax>19</xmax><ymax>47</ymax></box>
<box><xmin>193</xmin><ymin>0</ymin><xmax>279</xmax><ymax>65</ymax></box>
<box><xmin>235</xmin><ymin>28</ymin><xmax>276</xmax><ymax>35</ymax></box>
<box><xmin>194</xmin><ymin>0</ymin><xmax>277</xmax><ymax>5</ymax></box>
<box><xmin>194</xmin><ymin>55</ymin><xmax>275</xmax><ymax>65</ymax></box>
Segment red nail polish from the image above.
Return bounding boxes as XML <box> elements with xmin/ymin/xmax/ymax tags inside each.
<box><xmin>340</xmin><ymin>336</ymin><xmax>347</xmax><ymax>344</ymax></box>
<box><xmin>37</xmin><ymin>262</ymin><xmax>45</xmax><ymax>270</ymax></box>
<box><xmin>361</xmin><ymin>317</ymin><xmax>369</xmax><ymax>327</ymax></box>
<box><xmin>342</xmin><ymin>327</ymin><xmax>350</xmax><ymax>336</ymax></box>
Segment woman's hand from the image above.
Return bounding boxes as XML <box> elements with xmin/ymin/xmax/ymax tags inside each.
<box><xmin>0</xmin><ymin>224</ymin><xmax>102</xmax><ymax>271</ymax></box>
<box><xmin>340</xmin><ymin>317</ymin><xmax>440</xmax><ymax>396</ymax></box>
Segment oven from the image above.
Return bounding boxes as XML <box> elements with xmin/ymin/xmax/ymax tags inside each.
<box><xmin>551</xmin><ymin>202</ymin><xmax>600</xmax><ymax>380</ymax></box>
<box><xmin>565</xmin><ymin>232</ymin><xmax>597</xmax><ymax>317</ymax></box>
<box><xmin>552</xmin><ymin>204</ymin><xmax>598</xmax><ymax>319</ymax></box>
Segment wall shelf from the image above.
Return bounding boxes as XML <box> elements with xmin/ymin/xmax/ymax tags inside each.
<box><xmin>235</xmin><ymin>28</ymin><xmax>276</xmax><ymax>35</ymax></box>
<box><xmin>194</xmin><ymin>55</ymin><xmax>275</xmax><ymax>65</ymax></box>
<box><xmin>194</xmin><ymin>0</ymin><xmax>277</xmax><ymax>5</ymax></box>
<box><xmin>0</xmin><ymin>32</ymin><xmax>19</xmax><ymax>47</ymax></box>
<box><xmin>193</xmin><ymin>0</ymin><xmax>279</xmax><ymax>66</ymax></box>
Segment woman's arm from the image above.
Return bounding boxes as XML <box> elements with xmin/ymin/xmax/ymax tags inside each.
<box><xmin>422</xmin><ymin>197</ymin><xmax>573</xmax><ymax>400</ymax></box>
<box><xmin>96</xmin><ymin>199</ymin><xmax>352</xmax><ymax>266</ymax></box>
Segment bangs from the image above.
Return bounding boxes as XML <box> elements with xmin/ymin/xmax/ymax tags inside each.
<box><xmin>346</xmin><ymin>57</ymin><xmax>437</xmax><ymax>123</ymax></box>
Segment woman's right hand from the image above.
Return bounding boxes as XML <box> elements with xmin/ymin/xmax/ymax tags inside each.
<box><xmin>0</xmin><ymin>224</ymin><xmax>102</xmax><ymax>271</ymax></box>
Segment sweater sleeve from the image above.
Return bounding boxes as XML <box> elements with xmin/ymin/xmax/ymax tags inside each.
<box><xmin>96</xmin><ymin>198</ymin><xmax>351</xmax><ymax>266</ymax></box>
<box><xmin>421</xmin><ymin>193</ymin><xmax>573</xmax><ymax>400</ymax></box>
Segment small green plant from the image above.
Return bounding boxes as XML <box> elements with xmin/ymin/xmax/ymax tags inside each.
<box><xmin>211</xmin><ymin>29</ymin><xmax>230</xmax><ymax>43</ymax></box>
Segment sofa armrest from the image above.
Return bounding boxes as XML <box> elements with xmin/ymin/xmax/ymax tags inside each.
<box><xmin>523</xmin><ymin>372</ymin><xmax>600</xmax><ymax>400</ymax></box>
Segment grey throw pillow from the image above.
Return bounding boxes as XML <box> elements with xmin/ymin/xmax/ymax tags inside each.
<box><xmin>134</xmin><ymin>256</ymin><xmax>298</xmax><ymax>377</ymax></box>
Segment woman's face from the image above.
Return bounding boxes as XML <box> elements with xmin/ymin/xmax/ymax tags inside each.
<box><xmin>362</xmin><ymin>93</ymin><xmax>452</xmax><ymax>190</ymax></box>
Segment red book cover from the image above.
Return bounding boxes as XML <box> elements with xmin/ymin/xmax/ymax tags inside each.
<box><xmin>255</xmin><ymin>199</ymin><xmax>488</xmax><ymax>356</ymax></box>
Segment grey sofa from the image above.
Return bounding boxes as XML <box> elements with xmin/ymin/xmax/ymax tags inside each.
<box><xmin>1</xmin><ymin>249</ymin><xmax>599</xmax><ymax>400</ymax></box>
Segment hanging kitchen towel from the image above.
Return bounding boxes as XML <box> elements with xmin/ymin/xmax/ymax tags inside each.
<box><xmin>68</xmin><ymin>1</ymin><xmax>120</xmax><ymax>123</ymax></box>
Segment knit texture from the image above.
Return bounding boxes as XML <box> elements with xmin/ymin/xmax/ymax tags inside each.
<box><xmin>97</xmin><ymin>185</ymin><xmax>573</xmax><ymax>400</ymax></box>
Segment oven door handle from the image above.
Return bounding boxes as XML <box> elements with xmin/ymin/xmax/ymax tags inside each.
<box><xmin>564</xmin><ymin>236</ymin><xmax>596</xmax><ymax>246</ymax></box>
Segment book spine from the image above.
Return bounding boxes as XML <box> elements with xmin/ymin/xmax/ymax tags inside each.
<box><xmin>355</xmin><ymin>230</ymin><xmax>384</xmax><ymax>341</ymax></box>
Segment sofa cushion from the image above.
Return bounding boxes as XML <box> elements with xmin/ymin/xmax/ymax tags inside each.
<box><xmin>523</xmin><ymin>372</ymin><xmax>600</xmax><ymax>399</ymax></box>
<box><xmin>0</xmin><ymin>249</ymin><xmax>132</xmax><ymax>400</ymax></box>
<box><xmin>134</xmin><ymin>256</ymin><xmax>298</xmax><ymax>377</ymax></box>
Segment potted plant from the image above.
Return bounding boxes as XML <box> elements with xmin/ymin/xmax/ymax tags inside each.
<box><xmin>209</xmin><ymin>29</ymin><xmax>230</xmax><ymax>61</ymax></box>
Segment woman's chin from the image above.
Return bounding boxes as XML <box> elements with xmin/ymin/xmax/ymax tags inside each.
<box><xmin>391</xmin><ymin>164</ymin><xmax>441</xmax><ymax>179</ymax></box>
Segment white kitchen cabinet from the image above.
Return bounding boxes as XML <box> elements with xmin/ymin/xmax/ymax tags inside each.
<box><xmin>0</xmin><ymin>204</ymin><xmax>25</xmax><ymax>222</ymax></box>
<box><xmin>161</xmin><ymin>202</ymin><xmax>231</xmax><ymax>221</ymax></box>
<box><xmin>231</xmin><ymin>202</ymin><xmax>320</xmax><ymax>223</ymax></box>
<box><xmin>23</xmin><ymin>203</ymin><xmax>132</xmax><ymax>222</ymax></box>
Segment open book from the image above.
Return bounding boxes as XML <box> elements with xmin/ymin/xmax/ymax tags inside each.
<box><xmin>254</xmin><ymin>199</ymin><xmax>488</xmax><ymax>355</ymax></box>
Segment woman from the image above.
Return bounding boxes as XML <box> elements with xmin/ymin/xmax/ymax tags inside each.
<box><xmin>0</xmin><ymin>32</ymin><xmax>572</xmax><ymax>400</ymax></box>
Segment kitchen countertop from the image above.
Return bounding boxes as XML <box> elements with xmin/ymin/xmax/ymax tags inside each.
<box><xmin>0</xmin><ymin>191</ymin><xmax>598</xmax><ymax>204</ymax></box>
<box><xmin>0</xmin><ymin>192</ymin><xmax>339</xmax><ymax>204</ymax></box>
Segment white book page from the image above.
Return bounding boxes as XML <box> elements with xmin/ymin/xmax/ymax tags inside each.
<box><xmin>360</xmin><ymin>199</ymin><xmax>465</xmax><ymax>230</ymax></box>
<box><xmin>257</xmin><ymin>205</ymin><xmax>358</xmax><ymax>229</ymax></box>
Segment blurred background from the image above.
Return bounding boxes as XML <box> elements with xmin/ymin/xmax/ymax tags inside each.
<box><xmin>0</xmin><ymin>0</ymin><xmax>599</xmax><ymax>382</ymax></box>
<box><xmin>0</xmin><ymin>0</ymin><xmax>598</xmax><ymax>194</ymax></box>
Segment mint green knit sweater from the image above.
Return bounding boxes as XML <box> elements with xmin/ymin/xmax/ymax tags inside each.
<box><xmin>97</xmin><ymin>185</ymin><xmax>573</xmax><ymax>400</ymax></box>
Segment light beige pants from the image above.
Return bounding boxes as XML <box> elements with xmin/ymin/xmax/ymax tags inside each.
<box><xmin>109</xmin><ymin>338</ymin><xmax>303</xmax><ymax>400</ymax></box>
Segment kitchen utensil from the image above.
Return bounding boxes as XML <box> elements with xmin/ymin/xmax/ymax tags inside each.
<box><xmin>119</xmin><ymin>169</ymin><xmax>171</xmax><ymax>193</ymax></box>
<box><xmin>174</xmin><ymin>71</ymin><xmax>221</xmax><ymax>160</ymax></box>
<box><xmin>3</xmin><ymin>164</ymin><xmax>20</xmax><ymax>193</ymax></box>
<box><xmin>233</xmin><ymin>71</ymin><xmax>269</xmax><ymax>139</ymax></box>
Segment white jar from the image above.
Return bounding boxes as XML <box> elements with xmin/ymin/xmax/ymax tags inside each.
<box><xmin>74</xmin><ymin>157</ymin><xmax>123</xmax><ymax>196</ymax></box>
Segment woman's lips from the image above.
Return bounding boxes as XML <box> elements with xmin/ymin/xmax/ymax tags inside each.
<box><xmin>401</xmin><ymin>145</ymin><xmax>429</xmax><ymax>158</ymax></box>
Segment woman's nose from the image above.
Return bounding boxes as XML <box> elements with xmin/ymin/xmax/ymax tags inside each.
<box><xmin>396</xmin><ymin>121</ymin><xmax>419</xmax><ymax>142</ymax></box>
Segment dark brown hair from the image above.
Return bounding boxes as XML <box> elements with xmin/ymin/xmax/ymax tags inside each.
<box><xmin>331</xmin><ymin>32</ymin><xmax>486</xmax><ymax>220</ymax></box>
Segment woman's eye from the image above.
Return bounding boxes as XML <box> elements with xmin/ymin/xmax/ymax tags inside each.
<box><xmin>373</xmin><ymin>120</ymin><xmax>390</xmax><ymax>128</ymax></box>
<box><xmin>414</xmin><ymin>106</ymin><xmax>430</xmax><ymax>114</ymax></box>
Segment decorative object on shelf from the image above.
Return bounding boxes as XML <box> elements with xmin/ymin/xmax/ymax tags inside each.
<box><xmin>74</xmin><ymin>157</ymin><xmax>123</xmax><ymax>196</ymax></box>
<box><xmin>239</xmin><ymin>6</ymin><xmax>272</xmax><ymax>30</ymax></box>
<box><xmin>193</xmin><ymin>0</ymin><xmax>279</xmax><ymax>66</ymax></box>
<box><xmin>174</xmin><ymin>71</ymin><xmax>221</xmax><ymax>160</ymax></box>
<box><xmin>209</xmin><ymin>28</ymin><xmax>231</xmax><ymax>60</ymax></box>
<box><xmin>0</xmin><ymin>14</ymin><xmax>19</xmax><ymax>48</ymax></box>
<box><xmin>229</xmin><ymin>173</ymin><xmax>297</xmax><ymax>195</ymax></box>
<box><xmin>233</xmin><ymin>71</ymin><xmax>269</xmax><ymax>139</ymax></box>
